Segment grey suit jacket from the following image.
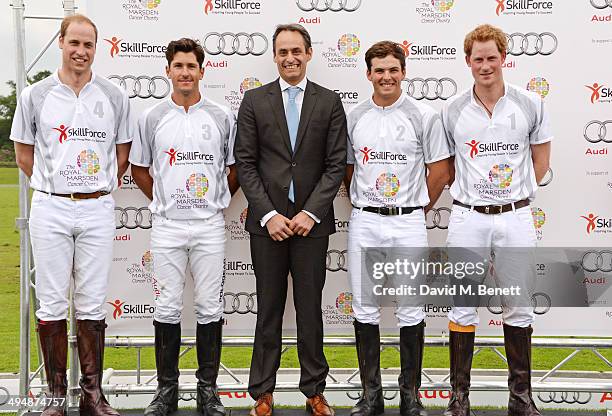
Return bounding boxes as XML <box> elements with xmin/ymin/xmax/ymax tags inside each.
<box><xmin>234</xmin><ymin>79</ymin><xmax>347</xmax><ymax>237</ymax></box>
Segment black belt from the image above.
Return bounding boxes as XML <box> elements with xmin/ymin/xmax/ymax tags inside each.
<box><xmin>358</xmin><ymin>206</ymin><xmax>422</xmax><ymax>216</ymax></box>
<box><xmin>36</xmin><ymin>190</ymin><xmax>110</xmax><ymax>200</ymax></box>
<box><xmin>453</xmin><ymin>199</ymin><xmax>529</xmax><ymax>215</ymax></box>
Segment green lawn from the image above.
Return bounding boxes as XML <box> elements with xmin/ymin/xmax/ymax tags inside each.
<box><xmin>0</xmin><ymin>167</ymin><xmax>611</xmax><ymax>374</ymax></box>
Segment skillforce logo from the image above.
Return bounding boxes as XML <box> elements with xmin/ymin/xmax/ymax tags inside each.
<box><xmin>586</xmin><ymin>83</ymin><xmax>612</xmax><ymax>104</ymax></box>
<box><xmin>359</xmin><ymin>147</ymin><xmax>408</xmax><ymax>165</ymax></box>
<box><xmin>164</xmin><ymin>148</ymin><xmax>215</xmax><ymax>167</ymax></box>
<box><xmin>494</xmin><ymin>0</ymin><xmax>554</xmax><ymax>16</ymax></box>
<box><xmin>53</xmin><ymin>125</ymin><xmax>107</xmax><ymax>144</ymax></box>
<box><xmin>121</xmin><ymin>0</ymin><xmax>162</xmax><ymax>22</ymax></box>
<box><xmin>321</xmin><ymin>34</ymin><xmax>360</xmax><ymax>69</ymax></box>
<box><xmin>107</xmin><ymin>299</ymin><xmax>155</xmax><ymax>320</ymax></box>
<box><xmin>581</xmin><ymin>213</ymin><xmax>612</xmax><ymax>234</ymax></box>
<box><xmin>415</xmin><ymin>1</ymin><xmax>455</xmax><ymax>24</ymax></box>
<box><xmin>465</xmin><ymin>139</ymin><xmax>520</xmax><ymax>159</ymax></box>
<box><xmin>399</xmin><ymin>39</ymin><xmax>457</xmax><ymax>61</ymax></box>
<box><xmin>103</xmin><ymin>36</ymin><xmax>167</xmax><ymax>59</ymax></box>
<box><xmin>203</xmin><ymin>0</ymin><xmax>262</xmax><ymax>16</ymax></box>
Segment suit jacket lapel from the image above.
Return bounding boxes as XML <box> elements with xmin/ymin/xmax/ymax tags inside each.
<box><xmin>267</xmin><ymin>81</ymin><xmax>293</xmax><ymax>154</ymax></box>
<box><xmin>294</xmin><ymin>81</ymin><xmax>317</xmax><ymax>155</ymax></box>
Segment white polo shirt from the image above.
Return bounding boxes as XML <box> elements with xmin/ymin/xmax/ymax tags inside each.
<box><xmin>347</xmin><ymin>93</ymin><xmax>450</xmax><ymax>208</ymax></box>
<box><xmin>10</xmin><ymin>70</ymin><xmax>132</xmax><ymax>193</ymax></box>
<box><xmin>442</xmin><ymin>83</ymin><xmax>553</xmax><ymax>205</ymax></box>
<box><xmin>129</xmin><ymin>96</ymin><xmax>236</xmax><ymax>220</ymax></box>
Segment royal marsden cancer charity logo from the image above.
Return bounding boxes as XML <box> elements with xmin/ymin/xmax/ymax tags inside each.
<box><xmin>126</xmin><ymin>251</ymin><xmax>157</xmax><ymax>294</ymax></box>
<box><xmin>77</xmin><ymin>150</ymin><xmax>101</xmax><ymax>175</ymax></box>
<box><xmin>203</xmin><ymin>0</ymin><xmax>262</xmax><ymax>16</ymax></box>
<box><xmin>321</xmin><ymin>34</ymin><xmax>360</xmax><ymax>68</ymax></box>
<box><xmin>121</xmin><ymin>0</ymin><xmax>162</xmax><ymax>21</ymax></box>
<box><xmin>226</xmin><ymin>207</ymin><xmax>250</xmax><ymax>240</ymax></box>
<box><xmin>59</xmin><ymin>149</ymin><xmax>100</xmax><ymax>187</ymax></box>
<box><xmin>531</xmin><ymin>207</ymin><xmax>546</xmax><ymax>228</ymax></box>
<box><xmin>465</xmin><ymin>139</ymin><xmax>520</xmax><ymax>159</ymax></box>
<box><xmin>104</xmin><ymin>36</ymin><xmax>167</xmax><ymax>59</ymax></box>
<box><xmin>336</xmin><ymin>292</ymin><xmax>353</xmax><ymax>315</ymax></box>
<box><xmin>581</xmin><ymin>213</ymin><xmax>612</xmax><ymax>235</ymax></box>
<box><xmin>376</xmin><ymin>172</ymin><xmax>401</xmax><ymax>198</ymax></box>
<box><xmin>225</xmin><ymin>77</ymin><xmax>260</xmax><ymax>112</ymax></box>
<box><xmin>586</xmin><ymin>83</ymin><xmax>612</xmax><ymax>104</ymax></box>
<box><xmin>526</xmin><ymin>77</ymin><xmax>550</xmax><ymax>99</ymax></box>
<box><xmin>488</xmin><ymin>163</ymin><xmax>513</xmax><ymax>189</ymax></box>
<box><xmin>240</xmin><ymin>77</ymin><xmax>262</xmax><ymax>94</ymax></box>
<box><xmin>415</xmin><ymin>1</ymin><xmax>455</xmax><ymax>24</ymax></box>
<box><xmin>473</xmin><ymin>163</ymin><xmax>513</xmax><ymax>199</ymax></box>
<box><xmin>494</xmin><ymin>0</ymin><xmax>554</xmax><ymax>16</ymax></box>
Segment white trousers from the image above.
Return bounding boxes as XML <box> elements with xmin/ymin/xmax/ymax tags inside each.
<box><xmin>151</xmin><ymin>212</ymin><xmax>225</xmax><ymax>325</ymax></box>
<box><xmin>446</xmin><ymin>204</ymin><xmax>537</xmax><ymax>328</ymax></box>
<box><xmin>348</xmin><ymin>208</ymin><xmax>428</xmax><ymax>327</ymax></box>
<box><xmin>29</xmin><ymin>191</ymin><xmax>115</xmax><ymax>321</ymax></box>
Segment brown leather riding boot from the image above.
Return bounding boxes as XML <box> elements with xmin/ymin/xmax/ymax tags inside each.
<box><xmin>399</xmin><ymin>321</ymin><xmax>427</xmax><ymax>416</ymax></box>
<box><xmin>76</xmin><ymin>319</ymin><xmax>120</xmax><ymax>416</ymax></box>
<box><xmin>444</xmin><ymin>330</ymin><xmax>474</xmax><ymax>416</ymax></box>
<box><xmin>38</xmin><ymin>320</ymin><xmax>68</xmax><ymax>416</ymax></box>
<box><xmin>504</xmin><ymin>324</ymin><xmax>541</xmax><ymax>416</ymax></box>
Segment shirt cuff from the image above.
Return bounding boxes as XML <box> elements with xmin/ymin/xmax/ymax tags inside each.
<box><xmin>302</xmin><ymin>210</ymin><xmax>321</xmax><ymax>223</ymax></box>
<box><xmin>260</xmin><ymin>210</ymin><xmax>278</xmax><ymax>227</ymax></box>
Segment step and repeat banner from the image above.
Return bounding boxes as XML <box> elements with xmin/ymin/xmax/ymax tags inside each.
<box><xmin>80</xmin><ymin>0</ymin><xmax>612</xmax><ymax>337</ymax></box>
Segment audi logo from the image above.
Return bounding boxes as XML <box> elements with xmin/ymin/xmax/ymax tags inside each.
<box><xmin>202</xmin><ymin>32</ymin><xmax>268</xmax><ymax>56</ymax></box>
<box><xmin>581</xmin><ymin>250</ymin><xmax>612</xmax><ymax>272</ymax></box>
<box><xmin>591</xmin><ymin>0</ymin><xmax>612</xmax><ymax>8</ymax></box>
<box><xmin>505</xmin><ymin>32</ymin><xmax>558</xmax><ymax>56</ymax></box>
<box><xmin>402</xmin><ymin>78</ymin><xmax>457</xmax><ymax>101</ymax></box>
<box><xmin>326</xmin><ymin>249</ymin><xmax>347</xmax><ymax>272</ymax></box>
<box><xmin>296</xmin><ymin>0</ymin><xmax>361</xmax><ymax>11</ymax></box>
<box><xmin>347</xmin><ymin>390</ymin><xmax>397</xmax><ymax>401</ymax></box>
<box><xmin>426</xmin><ymin>207</ymin><xmax>451</xmax><ymax>230</ymax></box>
<box><xmin>539</xmin><ymin>168</ymin><xmax>553</xmax><ymax>187</ymax></box>
<box><xmin>115</xmin><ymin>207</ymin><xmax>152</xmax><ymax>230</ymax></box>
<box><xmin>223</xmin><ymin>292</ymin><xmax>257</xmax><ymax>314</ymax></box>
<box><xmin>537</xmin><ymin>391</ymin><xmax>592</xmax><ymax>405</ymax></box>
<box><xmin>486</xmin><ymin>292</ymin><xmax>551</xmax><ymax>315</ymax></box>
<box><xmin>108</xmin><ymin>75</ymin><xmax>170</xmax><ymax>99</ymax></box>
<box><xmin>584</xmin><ymin>120</ymin><xmax>612</xmax><ymax>143</ymax></box>
<box><xmin>0</xmin><ymin>386</ymin><xmax>8</xmax><ymax>406</ymax></box>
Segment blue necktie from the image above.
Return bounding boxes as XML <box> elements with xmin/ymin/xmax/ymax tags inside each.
<box><xmin>286</xmin><ymin>86</ymin><xmax>300</xmax><ymax>203</ymax></box>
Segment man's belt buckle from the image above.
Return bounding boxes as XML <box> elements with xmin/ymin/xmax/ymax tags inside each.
<box><xmin>485</xmin><ymin>205</ymin><xmax>503</xmax><ymax>215</ymax></box>
<box><xmin>70</xmin><ymin>193</ymin><xmax>79</xmax><ymax>201</ymax></box>
<box><xmin>388</xmin><ymin>207</ymin><xmax>399</xmax><ymax>216</ymax></box>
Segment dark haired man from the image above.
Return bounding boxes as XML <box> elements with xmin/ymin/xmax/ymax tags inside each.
<box><xmin>12</xmin><ymin>13</ymin><xmax>131</xmax><ymax>416</ymax></box>
<box><xmin>235</xmin><ymin>24</ymin><xmax>346</xmax><ymax>416</ymax></box>
<box><xmin>130</xmin><ymin>37</ymin><xmax>239</xmax><ymax>416</ymax></box>
<box><xmin>344</xmin><ymin>41</ymin><xmax>450</xmax><ymax>416</ymax></box>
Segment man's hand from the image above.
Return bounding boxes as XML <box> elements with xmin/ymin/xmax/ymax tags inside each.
<box><xmin>290</xmin><ymin>211</ymin><xmax>315</xmax><ymax>237</ymax></box>
<box><xmin>266</xmin><ymin>214</ymin><xmax>295</xmax><ymax>241</ymax></box>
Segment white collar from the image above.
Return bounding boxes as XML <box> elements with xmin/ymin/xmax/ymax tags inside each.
<box><xmin>279</xmin><ymin>77</ymin><xmax>308</xmax><ymax>93</ymax></box>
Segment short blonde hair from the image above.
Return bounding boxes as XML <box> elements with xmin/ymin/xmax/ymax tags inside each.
<box><xmin>464</xmin><ymin>24</ymin><xmax>507</xmax><ymax>56</ymax></box>
<box><xmin>60</xmin><ymin>14</ymin><xmax>98</xmax><ymax>43</ymax></box>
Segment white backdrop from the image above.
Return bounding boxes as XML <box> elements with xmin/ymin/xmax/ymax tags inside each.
<box><xmin>79</xmin><ymin>0</ymin><xmax>612</xmax><ymax>337</ymax></box>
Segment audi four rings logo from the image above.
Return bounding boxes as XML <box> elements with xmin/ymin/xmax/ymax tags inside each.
<box><xmin>115</xmin><ymin>207</ymin><xmax>152</xmax><ymax>230</ymax></box>
<box><xmin>581</xmin><ymin>250</ymin><xmax>612</xmax><ymax>272</ymax></box>
<box><xmin>591</xmin><ymin>0</ymin><xmax>612</xmax><ymax>8</ymax></box>
<box><xmin>584</xmin><ymin>120</ymin><xmax>612</xmax><ymax>143</ymax></box>
<box><xmin>537</xmin><ymin>391</ymin><xmax>592</xmax><ymax>405</ymax></box>
<box><xmin>402</xmin><ymin>78</ymin><xmax>457</xmax><ymax>101</ymax></box>
<box><xmin>202</xmin><ymin>32</ymin><xmax>268</xmax><ymax>56</ymax></box>
<box><xmin>487</xmin><ymin>292</ymin><xmax>551</xmax><ymax>315</ymax></box>
<box><xmin>505</xmin><ymin>32</ymin><xmax>558</xmax><ymax>56</ymax></box>
<box><xmin>296</xmin><ymin>0</ymin><xmax>361</xmax><ymax>11</ymax></box>
<box><xmin>223</xmin><ymin>292</ymin><xmax>257</xmax><ymax>314</ymax></box>
<box><xmin>108</xmin><ymin>75</ymin><xmax>170</xmax><ymax>99</ymax></box>
<box><xmin>426</xmin><ymin>207</ymin><xmax>451</xmax><ymax>230</ymax></box>
<box><xmin>327</xmin><ymin>249</ymin><xmax>347</xmax><ymax>272</ymax></box>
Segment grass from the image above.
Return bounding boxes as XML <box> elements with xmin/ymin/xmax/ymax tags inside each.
<box><xmin>0</xmin><ymin>168</ymin><xmax>611</xmax><ymax>374</ymax></box>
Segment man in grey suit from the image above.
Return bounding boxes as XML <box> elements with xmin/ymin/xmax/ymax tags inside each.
<box><xmin>234</xmin><ymin>23</ymin><xmax>347</xmax><ymax>416</ymax></box>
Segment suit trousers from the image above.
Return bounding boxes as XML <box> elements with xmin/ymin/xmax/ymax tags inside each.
<box><xmin>248</xmin><ymin>203</ymin><xmax>330</xmax><ymax>399</ymax></box>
